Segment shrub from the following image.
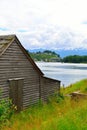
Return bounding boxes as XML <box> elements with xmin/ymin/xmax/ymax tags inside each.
<box><xmin>48</xmin><ymin>92</ymin><xmax>65</xmax><ymax>104</ymax></box>
<box><xmin>0</xmin><ymin>98</ymin><xmax>15</xmax><ymax>126</ymax></box>
<box><xmin>0</xmin><ymin>90</ymin><xmax>16</xmax><ymax>128</ymax></box>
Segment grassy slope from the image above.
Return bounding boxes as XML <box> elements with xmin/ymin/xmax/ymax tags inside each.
<box><xmin>61</xmin><ymin>79</ymin><xmax>87</xmax><ymax>94</ymax></box>
<box><xmin>2</xmin><ymin>79</ymin><xmax>87</xmax><ymax>130</ymax></box>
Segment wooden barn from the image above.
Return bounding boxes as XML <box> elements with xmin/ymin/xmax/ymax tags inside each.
<box><xmin>0</xmin><ymin>35</ymin><xmax>60</xmax><ymax>111</ymax></box>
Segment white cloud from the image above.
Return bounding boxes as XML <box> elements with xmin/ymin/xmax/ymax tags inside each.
<box><xmin>0</xmin><ymin>0</ymin><xmax>87</xmax><ymax>50</ymax></box>
<box><xmin>17</xmin><ymin>24</ymin><xmax>86</xmax><ymax>50</ymax></box>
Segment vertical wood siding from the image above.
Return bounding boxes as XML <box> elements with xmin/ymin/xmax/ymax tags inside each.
<box><xmin>0</xmin><ymin>40</ymin><xmax>40</xmax><ymax>108</ymax></box>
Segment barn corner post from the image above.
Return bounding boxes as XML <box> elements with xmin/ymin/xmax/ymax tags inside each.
<box><xmin>39</xmin><ymin>76</ymin><xmax>41</xmax><ymax>99</ymax></box>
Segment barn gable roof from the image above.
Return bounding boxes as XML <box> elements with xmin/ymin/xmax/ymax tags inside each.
<box><xmin>0</xmin><ymin>35</ymin><xmax>15</xmax><ymax>55</ymax></box>
<box><xmin>0</xmin><ymin>34</ymin><xmax>44</xmax><ymax>76</ymax></box>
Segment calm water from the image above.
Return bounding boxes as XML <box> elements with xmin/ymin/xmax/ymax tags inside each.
<box><xmin>36</xmin><ymin>62</ymin><xmax>87</xmax><ymax>87</ymax></box>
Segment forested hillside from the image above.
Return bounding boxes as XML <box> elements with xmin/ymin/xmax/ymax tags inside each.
<box><xmin>29</xmin><ymin>50</ymin><xmax>61</xmax><ymax>62</ymax></box>
<box><xmin>29</xmin><ymin>50</ymin><xmax>87</xmax><ymax>63</ymax></box>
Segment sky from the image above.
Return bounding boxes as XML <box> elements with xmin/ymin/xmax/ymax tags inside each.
<box><xmin>1</xmin><ymin>0</ymin><xmax>87</xmax><ymax>50</ymax></box>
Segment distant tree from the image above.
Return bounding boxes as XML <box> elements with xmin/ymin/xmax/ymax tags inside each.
<box><xmin>43</xmin><ymin>50</ymin><xmax>52</xmax><ymax>53</ymax></box>
<box><xmin>62</xmin><ymin>55</ymin><xmax>87</xmax><ymax>63</ymax></box>
<box><xmin>36</xmin><ymin>51</ymin><xmax>41</xmax><ymax>54</ymax></box>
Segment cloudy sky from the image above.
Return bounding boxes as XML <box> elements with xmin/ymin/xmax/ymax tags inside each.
<box><xmin>1</xmin><ymin>0</ymin><xmax>87</xmax><ymax>50</ymax></box>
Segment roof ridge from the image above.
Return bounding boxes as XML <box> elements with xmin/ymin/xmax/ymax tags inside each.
<box><xmin>0</xmin><ymin>34</ymin><xmax>16</xmax><ymax>40</ymax></box>
<box><xmin>0</xmin><ymin>34</ymin><xmax>16</xmax><ymax>37</ymax></box>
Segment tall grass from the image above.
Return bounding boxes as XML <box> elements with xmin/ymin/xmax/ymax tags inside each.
<box><xmin>2</xmin><ymin>79</ymin><xmax>87</xmax><ymax>130</ymax></box>
<box><xmin>2</xmin><ymin>97</ymin><xmax>87</xmax><ymax>129</ymax></box>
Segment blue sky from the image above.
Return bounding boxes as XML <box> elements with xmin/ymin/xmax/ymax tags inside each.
<box><xmin>1</xmin><ymin>0</ymin><xmax>87</xmax><ymax>50</ymax></box>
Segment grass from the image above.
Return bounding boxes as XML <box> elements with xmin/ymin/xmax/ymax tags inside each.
<box><xmin>61</xmin><ymin>79</ymin><xmax>87</xmax><ymax>94</ymax></box>
<box><xmin>2</xmin><ymin>79</ymin><xmax>87</xmax><ymax>130</ymax></box>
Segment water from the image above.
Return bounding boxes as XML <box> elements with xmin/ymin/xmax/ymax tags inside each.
<box><xmin>36</xmin><ymin>62</ymin><xmax>87</xmax><ymax>87</ymax></box>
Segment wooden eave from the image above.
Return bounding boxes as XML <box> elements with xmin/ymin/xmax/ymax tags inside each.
<box><xmin>43</xmin><ymin>76</ymin><xmax>61</xmax><ymax>83</ymax></box>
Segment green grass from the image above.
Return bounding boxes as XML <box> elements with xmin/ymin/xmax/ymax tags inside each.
<box><xmin>2</xmin><ymin>79</ymin><xmax>87</xmax><ymax>130</ymax></box>
<box><xmin>61</xmin><ymin>79</ymin><xmax>87</xmax><ymax>94</ymax></box>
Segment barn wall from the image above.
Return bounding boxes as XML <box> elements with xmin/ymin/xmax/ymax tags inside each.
<box><xmin>40</xmin><ymin>76</ymin><xmax>60</xmax><ymax>101</ymax></box>
<box><xmin>0</xmin><ymin>40</ymin><xmax>40</xmax><ymax>108</ymax></box>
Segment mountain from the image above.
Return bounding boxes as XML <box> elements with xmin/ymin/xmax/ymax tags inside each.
<box><xmin>55</xmin><ymin>49</ymin><xmax>87</xmax><ymax>58</ymax></box>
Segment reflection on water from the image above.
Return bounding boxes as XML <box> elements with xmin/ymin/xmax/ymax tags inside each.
<box><xmin>36</xmin><ymin>62</ymin><xmax>87</xmax><ymax>87</ymax></box>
